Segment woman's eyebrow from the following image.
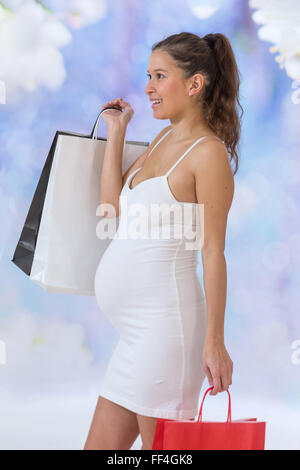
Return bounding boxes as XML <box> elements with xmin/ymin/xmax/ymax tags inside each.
<box><xmin>147</xmin><ymin>68</ymin><xmax>168</xmax><ymax>72</ymax></box>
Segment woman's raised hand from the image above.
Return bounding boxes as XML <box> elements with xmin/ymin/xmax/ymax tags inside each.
<box><xmin>101</xmin><ymin>98</ymin><xmax>134</xmax><ymax>128</ymax></box>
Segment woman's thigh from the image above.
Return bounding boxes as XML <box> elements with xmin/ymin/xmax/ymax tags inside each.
<box><xmin>83</xmin><ymin>396</ymin><xmax>140</xmax><ymax>450</ymax></box>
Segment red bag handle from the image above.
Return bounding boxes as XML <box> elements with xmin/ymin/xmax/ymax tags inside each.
<box><xmin>197</xmin><ymin>386</ymin><xmax>232</xmax><ymax>423</ymax></box>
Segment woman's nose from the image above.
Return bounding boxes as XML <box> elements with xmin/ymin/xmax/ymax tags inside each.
<box><xmin>145</xmin><ymin>83</ymin><xmax>155</xmax><ymax>94</ymax></box>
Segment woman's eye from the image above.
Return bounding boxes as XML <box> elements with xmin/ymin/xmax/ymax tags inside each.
<box><xmin>147</xmin><ymin>73</ymin><xmax>164</xmax><ymax>80</ymax></box>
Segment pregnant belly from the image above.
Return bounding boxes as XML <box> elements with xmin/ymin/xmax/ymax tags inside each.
<box><xmin>94</xmin><ymin>238</ymin><xmax>203</xmax><ymax>332</ymax></box>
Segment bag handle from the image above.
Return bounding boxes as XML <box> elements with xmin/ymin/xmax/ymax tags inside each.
<box><xmin>197</xmin><ymin>386</ymin><xmax>232</xmax><ymax>423</ymax></box>
<box><xmin>90</xmin><ymin>106</ymin><xmax>122</xmax><ymax>140</ymax></box>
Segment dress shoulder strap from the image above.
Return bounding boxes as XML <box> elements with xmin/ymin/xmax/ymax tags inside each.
<box><xmin>165</xmin><ymin>135</ymin><xmax>225</xmax><ymax>177</ymax></box>
<box><xmin>147</xmin><ymin>128</ymin><xmax>173</xmax><ymax>158</ymax></box>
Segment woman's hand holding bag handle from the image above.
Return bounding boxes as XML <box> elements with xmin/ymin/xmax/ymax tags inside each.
<box><xmin>100</xmin><ymin>98</ymin><xmax>135</xmax><ymax>128</ymax></box>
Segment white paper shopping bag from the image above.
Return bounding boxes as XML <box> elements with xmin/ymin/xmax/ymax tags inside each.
<box><xmin>12</xmin><ymin>108</ymin><xmax>150</xmax><ymax>295</ymax></box>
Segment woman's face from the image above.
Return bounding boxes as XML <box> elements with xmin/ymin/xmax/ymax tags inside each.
<box><xmin>145</xmin><ymin>50</ymin><xmax>191</xmax><ymax>119</ymax></box>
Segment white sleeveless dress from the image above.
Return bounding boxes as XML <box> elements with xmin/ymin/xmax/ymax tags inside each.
<box><xmin>94</xmin><ymin>128</ymin><xmax>222</xmax><ymax>419</ymax></box>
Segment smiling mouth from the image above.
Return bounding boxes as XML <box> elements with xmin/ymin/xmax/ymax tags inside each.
<box><xmin>152</xmin><ymin>99</ymin><xmax>163</xmax><ymax>107</ymax></box>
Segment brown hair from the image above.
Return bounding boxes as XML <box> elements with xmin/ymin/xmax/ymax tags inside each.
<box><xmin>151</xmin><ymin>32</ymin><xmax>244</xmax><ymax>175</ymax></box>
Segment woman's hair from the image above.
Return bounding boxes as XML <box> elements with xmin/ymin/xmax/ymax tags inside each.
<box><xmin>152</xmin><ymin>32</ymin><xmax>243</xmax><ymax>175</ymax></box>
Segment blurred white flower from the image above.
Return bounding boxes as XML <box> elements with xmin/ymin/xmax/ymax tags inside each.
<box><xmin>285</xmin><ymin>54</ymin><xmax>300</xmax><ymax>79</ymax></box>
<box><xmin>0</xmin><ymin>1</ymin><xmax>107</xmax><ymax>100</ymax></box>
<box><xmin>187</xmin><ymin>0</ymin><xmax>222</xmax><ymax>19</ymax></box>
<box><xmin>4</xmin><ymin>0</ymin><xmax>107</xmax><ymax>28</ymax></box>
<box><xmin>249</xmin><ymin>0</ymin><xmax>300</xmax><ymax>80</ymax></box>
<box><xmin>56</xmin><ymin>0</ymin><xmax>107</xmax><ymax>29</ymax></box>
<box><xmin>0</xmin><ymin>1</ymin><xmax>72</xmax><ymax>98</ymax></box>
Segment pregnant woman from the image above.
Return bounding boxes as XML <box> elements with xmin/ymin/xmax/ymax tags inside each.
<box><xmin>84</xmin><ymin>32</ymin><xmax>242</xmax><ymax>450</ymax></box>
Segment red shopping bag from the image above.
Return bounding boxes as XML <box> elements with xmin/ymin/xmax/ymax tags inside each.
<box><xmin>152</xmin><ymin>386</ymin><xmax>266</xmax><ymax>450</ymax></box>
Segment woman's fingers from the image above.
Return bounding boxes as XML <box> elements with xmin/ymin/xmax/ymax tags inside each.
<box><xmin>101</xmin><ymin>99</ymin><xmax>124</xmax><ymax>112</ymax></box>
<box><xmin>106</xmin><ymin>98</ymin><xmax>123</xmax><ymax>105</ymax></box>
<box><xmin>213</xmin><ymin>367</ymin><xmax>232</xmax><ymax>393</ymax></box>
<box><xmin>100</xmin><ymin>98</ymin><xmax>134</xmax><ymax>127</ymax></box>
<box><xmin>203</xmin><ymin>363</ymin><xmax>213</xmax><ymax>387</ymax></box>
<box><xmin>203</xmin><ymin>363</ymin><xmax>232</xmax><ymax>396</ymax></box>
<box><xmin>210</xmin><ymin>372</ymin><xmax>222</xmax><ymax>395</ymax></box>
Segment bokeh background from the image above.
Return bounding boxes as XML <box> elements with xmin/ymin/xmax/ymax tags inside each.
<box><xmin>1</xmin><ymin>0</ymin><xmax>300</xmax><ymax>450</ymax></box>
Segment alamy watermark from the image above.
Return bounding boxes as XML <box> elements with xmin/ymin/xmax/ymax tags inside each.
<box><xmin>0</xmin><ymin>80</ymin><xmax>6</xmax><ymax>104</ymax></box>
<box><xmin>291</xmin><ymin>339</ymin><xmax>300</xmax><ymax>365</ymax></box>
<box><xmin>0</xmin><ymin>340</ymin><xmax>6</xmax><ymax>365</ymax></box>
<box><xmin>96</xmin><ymin>196</ymin><xmax>205</xmax><ymax>251</ymax></box>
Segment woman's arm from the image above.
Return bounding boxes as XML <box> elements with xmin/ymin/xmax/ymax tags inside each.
<box><xmin>192</xmin><ymin>138</ymin><xmax>234</xmax><ymax>395</ymax></box>
<box><xmin>99</xmin><ymin>122</ymin><xmax>127</xmax><ymax>218</ymax></box>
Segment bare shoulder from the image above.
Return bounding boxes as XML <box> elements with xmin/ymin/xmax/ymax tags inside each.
<box><xmin>190</xmin><ymin>136</ymin><xmax>234</xmax><ymax>209</ymax></box>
